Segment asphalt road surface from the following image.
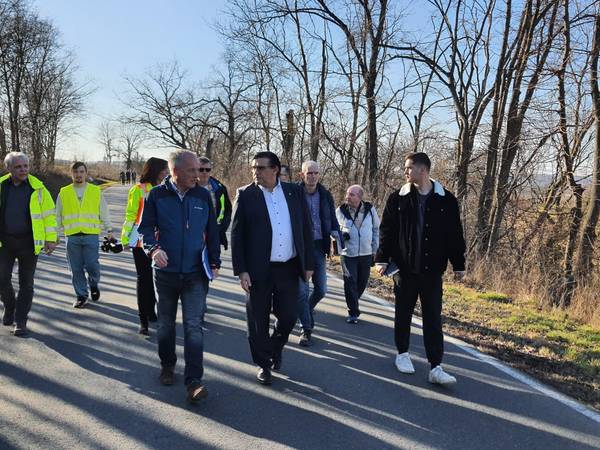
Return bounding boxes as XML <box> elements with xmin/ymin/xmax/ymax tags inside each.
<box><xmin>1</xmin><ymin>184</ymin><xmax>599</xmax><ymax>450</ymax></box>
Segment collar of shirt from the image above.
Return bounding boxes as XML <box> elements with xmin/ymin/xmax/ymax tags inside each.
<box><xmin>258</xmin><ymin>180</ymin><xmax>282</xmax><ymax>194</ymax></box>
<box><xmin>169</xmin><ymin>179</ymin><xmax>188</xmax><ymax>200</ymax></box>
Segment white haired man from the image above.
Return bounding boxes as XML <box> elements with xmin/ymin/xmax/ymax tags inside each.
<box><xmin>0</xmin><ymin>152</ymin><xmax>57</xmax><ymax>336</ymax></box>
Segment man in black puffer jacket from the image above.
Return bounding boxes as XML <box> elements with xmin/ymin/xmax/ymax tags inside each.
<box><xmin>375</xmin><ymin>152</ymin><xmax>465</xmax><ymax>386</ymax></box>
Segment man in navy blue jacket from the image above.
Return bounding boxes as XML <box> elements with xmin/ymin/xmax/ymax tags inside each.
<box><xmin>139</xmin><ymin>150</ymin><xmax>221</xmax><ymax>404</ymax></box>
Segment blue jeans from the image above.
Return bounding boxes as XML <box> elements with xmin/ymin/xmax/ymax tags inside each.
<box><xmin>66</xmin><ymin>234</ymin><xmax>100</xmax><ymax>297</ymax></box>
<box><xmin>154</xmin><ymin>270</ymin><xmax>208</xmax><ymax>386</ymax></box>
<box><xmin>298</xmin><ymin>241</ymin><xmax>327</xmax><ymax>331</ymax></box>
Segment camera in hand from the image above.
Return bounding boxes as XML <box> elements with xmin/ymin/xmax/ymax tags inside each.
<box><xmin>101</xmin><ymin>236</ymin><xmax>123</xmax><ymax>254</ymax></box>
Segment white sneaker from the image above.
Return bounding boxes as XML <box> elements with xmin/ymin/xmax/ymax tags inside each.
<box><xmin>428</xmin><ymin>365</ymin><xmax>457</xmax><ymax>385</ymax></box>
<box><xmin>394</xmin><ymin>352</ymin><xmax>415</xmax><ymax>374</ymax></box>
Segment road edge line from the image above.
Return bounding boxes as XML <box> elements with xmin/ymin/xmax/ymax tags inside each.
<box><xmin>327</xmin><ymin>272</ymin><xmax>600</xmax><ymax>424</ymax></box>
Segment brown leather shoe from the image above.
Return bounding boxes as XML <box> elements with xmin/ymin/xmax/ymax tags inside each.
<box><xmin>159</xmin><ymin>367</ymin><xmax>175</xmax><ymax>386</ymax></box>
<box><xmin>186</xmin><ymin>383</ymin><xmax>208</xmax><ymax>404</ymax></box>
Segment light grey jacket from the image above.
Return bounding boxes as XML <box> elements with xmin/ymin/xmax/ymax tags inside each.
<box><xmin>335</xmin><ymin>203</ymin><xmax>380</xmax><ymax>257</ymax></box>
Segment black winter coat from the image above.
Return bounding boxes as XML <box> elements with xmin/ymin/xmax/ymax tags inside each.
<box><xmin>375</xmin><ymin>181</ymin><xmax>465</xmax><ymax>276</ymax></box>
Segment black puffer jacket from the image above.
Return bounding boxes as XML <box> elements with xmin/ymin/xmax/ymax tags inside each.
<box><xmin>375</xmin><ymin>180</ymin><xmax>465</xmax><ymax>276</ymax></box>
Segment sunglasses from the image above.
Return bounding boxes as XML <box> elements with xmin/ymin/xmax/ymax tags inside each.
<box><xmin>198</xmin><ymin>168</ymin><xmax>212</xmax><ymax>173</ymax></box>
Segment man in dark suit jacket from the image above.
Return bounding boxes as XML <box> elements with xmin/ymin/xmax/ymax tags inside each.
<box><xmin>231</xmin><ymin>151</ymin><xmax>315</xmax><ymax>385</ymax></box>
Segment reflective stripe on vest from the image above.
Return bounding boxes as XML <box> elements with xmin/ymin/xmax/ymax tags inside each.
<box><xmin>217</xmin><ymin>193</ymin><xmax>225</xmax><ymax>224</ymax></box>
<box><xmin>59</xmin><ymin>184</ymin><xmax>102</xmax><ymax>235</ymax></box>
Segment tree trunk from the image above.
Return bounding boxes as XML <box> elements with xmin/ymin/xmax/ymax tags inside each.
<box><xmin>573</xmin><ymin>14</ymin><xmax>600</xmax><ymax>281</ymax></box>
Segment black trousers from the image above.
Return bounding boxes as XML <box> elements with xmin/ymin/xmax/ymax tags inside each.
<box><xmin>132</xmin><ymin>247</ymin><xmax>157</xmax><ymax>326</ymax></box>
<box><xmin>246</xmin><ymin>260</ymin><xmax>300</xmax><ymax>369</ymax></box>
<box><xmin>0</xmin><ymin>235</ymin><xmax>38</xmax><ymax>327</ymax></box>
<box><xmin>393</xmin><ymin>273</ymin><xmax>444</xmax><ymax>368</ymax></box>
<box><xmin>341</xmin><ymin>255</ymin><xmax>372</xmax><ymax>317</ymax></box>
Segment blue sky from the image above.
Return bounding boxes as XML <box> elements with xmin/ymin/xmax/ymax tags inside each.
<box><xmin>36</xmin><ymin>1</ymin><xmax>226</xmax><ymax>161</ymax></box>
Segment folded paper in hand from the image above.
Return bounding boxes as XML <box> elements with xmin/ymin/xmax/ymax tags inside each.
<box><xmin>382</xmin><ymin>262</ymin><xmax>399</xmax><ymax>277</ymax></box>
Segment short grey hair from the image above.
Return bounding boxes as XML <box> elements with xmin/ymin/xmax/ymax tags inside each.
<box><xmin>4</xmin><ymin>151</ymin><xmax>29</xmax><ymax>169</ymax></box>
<box><xmin>301</xmin><ymin>160</ymin><xmax>319</xmax><ymax>172</ymax></box>
<box><xmin>198</xmin><ymin>156</ymin><xmax>212</xmax><ymax>165</ymax></box>
<box><xmin>168</xmin><ymin>150</ymin><xmax>197</xmax><ymax>169</ymax></box>
<box><xmin>348</xmin><ymin>184</ymin><xmax>364</xmax><ymax>199</ymax></box>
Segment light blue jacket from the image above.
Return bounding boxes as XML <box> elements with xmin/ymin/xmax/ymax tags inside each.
<box><xmin>335</xmin><ymin>203</ymin><xmax>380</xmax><ymax>257</ymax></box>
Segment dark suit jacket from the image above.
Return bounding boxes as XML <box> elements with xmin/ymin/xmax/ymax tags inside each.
<box><xmin>231</xmin><ymin>181</ymin><xmax>315</xmax><ymax>282</ymax></box>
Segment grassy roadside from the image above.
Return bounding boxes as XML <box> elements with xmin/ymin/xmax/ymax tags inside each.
<box><xmin>328</xmin><ymin>258</ymin><xmax>600</xmax><ymax>411</ymax></box>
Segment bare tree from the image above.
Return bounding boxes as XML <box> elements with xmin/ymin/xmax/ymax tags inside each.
<box><xmin>98</xmin><ymin>120</ymin><xmax>117</xmax><ymax>163</ymax></box>
<box><xmin>574</xmin><ymin>13</ymin><xmax>600</xmax><ymax>280</ymax></box>
<box><xmin>123</xmin><ymin>61</ymin><xmax>204</xmax><ymax>152</ymax></box>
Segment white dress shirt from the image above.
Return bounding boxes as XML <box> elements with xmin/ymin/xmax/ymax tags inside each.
<box><xmin>259</xmin><ymin>181</ymin><xmax>296</xmax><ymax>262</ymax></box>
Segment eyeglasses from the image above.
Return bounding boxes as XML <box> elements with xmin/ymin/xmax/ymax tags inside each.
<box><xmin>251</xmin><ymin>165</ymin><xmax>273</xmax><ymax>171</ymax></box>
<box><xmin>198</xmin><ymin>168</ymin><xmax>212</xmax><ymax>173</ymax></box>
<box><xmin>306</xmin><ymin>171</ymin><xmax>319</xmax><ymax>175</ymax></box>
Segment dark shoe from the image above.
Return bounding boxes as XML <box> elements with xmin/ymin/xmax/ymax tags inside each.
<box><xmin>12</xmin><ymin>324</ymin><xmax>28</xmax><ymax>337</ymax></box>
<box><xmin>90</xmin><ymin>287</ymin><xmax>100</xmax><ymax>302</ymax></box>
<box><xmin>73</xmin><ymin>296</ymin><xmax>88</xmax><ymax>308</ymax></box>
<box><xmin>345</xmin><ymin>316</ymin><xmax>359</xmax><ymax>324</ymax></box>
<box><xmin>2</xmin><ymin>309</ymin><xmax>14</xmax><ymax>326</ymax></box>
<box><xmin>138</xmin><ymin>325</ymin><xmax>150</xmax><ymax>336</ymax></box>
<box><xmin>159</xmin><ymin>366</ymin><xmax>175</xmax><ymax>386</ymax></box>
<box><xmin>186</xmin><ymin>383</ymin><xmax>208</xmax><ymax>404</ymax></box>
<box><xmin>271</xmin><ymin>353</ymin><xmax>282</xmax><ymax>371</ymax></box>
<box><xmin>256</xmin><ymin>367</ymin><xmax>272</xmax><ymax>385</ymax></box>
<box><xmin>298</xmin><ymin>330</ymin><xmax>312</xmax><ymax>347</ymax></box>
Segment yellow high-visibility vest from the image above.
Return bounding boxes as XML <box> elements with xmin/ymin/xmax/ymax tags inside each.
<box><xmin>121</xmin><ymin>182</ymin><xmax>152</xmax><ymax>246</ymax></box>
<box><xmin>217</xmin><ymin>192</ymin><xmax>225</xmax><ymax>224</ymax></box>
<box><xmin>59</xmin><ymin>183</ymin><xmax>102</xmax><ymax>235</ymax></box>
<box><xmin>0</xmin><ymin>174</ymin><xmax>57</xmax><ymax>255</ymax></box>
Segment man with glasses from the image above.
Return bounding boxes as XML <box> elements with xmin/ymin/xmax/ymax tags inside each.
<box><xmin>296</xmin><ymin>160</ymin><xmax>341</xmax><ymax>346</ymax></box>
<box><xmin>231</xmin><ymin>151</ymin><xmax>314</xmax><ymax>385</ymax></box>
<box><xmin>197</xmin><ymin>157</ymin><xmax>232</xmax><ymax>249</ymax></box>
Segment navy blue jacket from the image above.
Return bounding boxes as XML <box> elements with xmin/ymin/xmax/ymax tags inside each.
<box><xmin>139</xmin><ymin>176</ymin><xmax>221</xmax><ymax>278</ymax></box>
<box><xmin>298</xmin><ymin>182</ymin><xmax>341</xmax><ymax>255</ymax></box>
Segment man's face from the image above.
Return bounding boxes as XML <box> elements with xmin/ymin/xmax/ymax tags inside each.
<box><xmin>9</xmin><ymin>158</ymin><xmax>29</xmax><ymax>183</ymax></box>
<box><xmin>279</xmin><ymin>168</ymin><xmax>290</xmax><ymax>183</ymax></box>
<box><xmin>404</xmin><ymin>159</ymin><xmax>427</xmax><ymax>184</ymax></box>
<box><xmin>252</xmin><ymin>157</ymin><xmax>278</xmax><ymax>187</ymax></box>
<box><xmin>72</xmin><ymin>166</ymin><xmax>87</xmax><ymax>184</ymax></box>
<box><xmin>345</xmin><ymin>187</ymin><xmax>361</xmax><ymax>208</ymax></box>
<box><xmin>198</xmin><ymin>162</ymin><xmax>212</xmax><ymax>186</ymax></box>
<box><xmin>172</xmin><ymin>154</ymin><xmax>200</xmax><ymax>190</ymax></box>
<box><xmin>301</xmin><ymin>163</ymin><xmax>320</xmax><ymax>188</ymax></box>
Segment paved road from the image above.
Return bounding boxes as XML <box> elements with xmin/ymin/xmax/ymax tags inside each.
<box><xmin>1</xmin><ymin>185</ymin><xmax>599</xmax><ymax>450</ymax></box>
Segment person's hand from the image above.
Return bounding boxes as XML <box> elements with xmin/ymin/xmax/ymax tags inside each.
<box><xmin>454</xmin><ymin>271</ymin><xmax>466</xmax><ymax>282</ymax></box>
<box><xmin>376</xmin><ymin>263</ymin><xmax>388</xmax><ymax>276</ymax></box>
<box><xmin>44</xmin><ymin>241</ymin><xmax>57</xmax><ymax>255</ymax></box>
<box><xmin>152</xmin><ymin>249</ymin><xmax>169</xmax><ymax>268</ymax></box>
<box><xmin>304</xmin><ymin>270</ymin><xmax>313</xmax><ymax>281</ymax></box>
<box><xmin>239</xmin><ymin>272</ymin><xmax>252</xmax><ymax>293</ymax></box>
<box><xmin>212</xmin><ymin>268</ymin><xmax>220</xmax><ymax>279</ymax></box>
